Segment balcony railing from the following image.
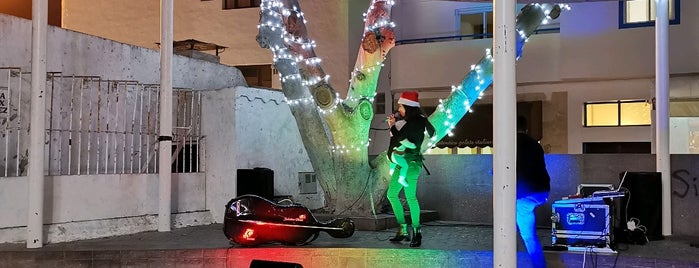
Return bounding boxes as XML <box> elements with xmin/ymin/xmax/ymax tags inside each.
<box><xmin>395</xmin><ymin>28</ymin><xmax>560</xmax><ymax>45</ymax></box>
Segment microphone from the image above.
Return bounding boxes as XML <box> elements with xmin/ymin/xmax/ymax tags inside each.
<box><xmin>385</xmin><ymin>111</ymin><xmax>403</xmax><ymax>122</ymax></box>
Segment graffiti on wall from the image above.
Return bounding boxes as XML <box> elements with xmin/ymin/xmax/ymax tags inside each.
<box><xmin>0</xmin><ymin>87</ymin><xmax>8</xmax><ymax>116</ymax></box>
<box><xmin>672</xmin><ymin>169</ymin><xmax>699</xmax><ymax>198</ymax></box>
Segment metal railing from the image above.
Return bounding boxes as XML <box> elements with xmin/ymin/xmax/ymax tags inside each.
<box><xmin>395</xmin><ymin>27</ymin><xmax>560</xmax><ymax>45</ymax></box>
<box><xmin>0</xmin><ymin>68</ymin><xmax>27</xmax><ymax>177</ymax></box>
<box><xmin>0</xmin><ymin>69</ymin><xmax>203</xmax><ymax>177</ymax></box>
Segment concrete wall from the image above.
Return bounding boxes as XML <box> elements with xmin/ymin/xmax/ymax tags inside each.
<box><xmin>233</xmin><ymin>87</ymin><xmax>318</xmax><ymax>207</ymax></box>
<box><xmin>418</xmin><ymin>154</ymin><xmax>699</xmax><ymax>237</ymax></box>
<box><xmin>0</xmin><ymin>173</ymin><xmax>209</xmax><ymax>243</ymax></box>
<box><xmin>61</xmin><ymin>0</ymin><xmax>351</xmax><ymax>93</ymax></box>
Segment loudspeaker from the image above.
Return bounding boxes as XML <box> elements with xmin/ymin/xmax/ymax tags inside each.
<box><xmin>237</xmin><ymin>167</ymin><xmax>274</xmax><ymax>200</ymax></box>
<box><xmin>619</xmin><ymin>172</ymin><xmax>663</xmax><ymax>241</ymax></box>
<box><xmin>250</xmin><ymin>260</ymin><xmax>302</xmax><ymax>268</ymax></box>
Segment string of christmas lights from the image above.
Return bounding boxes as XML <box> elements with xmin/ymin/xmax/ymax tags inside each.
<box><xmin>259</xmin><ymin>0</ymin><xmax>329</xmax><ymax>91</ymax></box>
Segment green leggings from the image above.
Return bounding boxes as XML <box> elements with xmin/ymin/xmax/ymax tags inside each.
<box><xmin>386</xmin><ymin>159</ymin><xmax>422</xmax><ymax>227</ymax></box>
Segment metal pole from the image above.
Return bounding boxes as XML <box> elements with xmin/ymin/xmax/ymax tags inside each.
<box><xmin>158</xmin><ymin>0</ymin><xmax>174</xmax><ymax>232</ymax></box>
<box><xmin>27</xmin><ymin>0</ymin><xmax>48</xmax><ymax>249</ymax></box>
<box><xmin>493</xmin><ymin>0</ymin><xmax>517</xmax><ymax>266</ymax></box>
<box><xmin>655</xmin><ymin>0</ymin><xmax>671</xmax><ymax>236</ymax></box>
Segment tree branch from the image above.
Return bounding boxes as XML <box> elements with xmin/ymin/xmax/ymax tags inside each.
<box><xmin>257</xmin><ymin>0</ymin><xmax>340</xmax><ymax>203</ymax></box>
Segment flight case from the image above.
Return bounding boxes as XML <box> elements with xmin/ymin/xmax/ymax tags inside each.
<box><xmin>551</xmin><ymin>197</ymin><xmax>615</xmax><ymax>248</ymax></box>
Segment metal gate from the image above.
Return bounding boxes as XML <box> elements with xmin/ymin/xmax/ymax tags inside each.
<box><xmin>0</xmin><ymin>69</ymin><xmax>203</xmax><ymax>177</ymax></box>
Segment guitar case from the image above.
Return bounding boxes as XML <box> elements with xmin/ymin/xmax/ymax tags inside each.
<box><xmin>223</xmin><ymin>194</ymin><xmax>355</xmax><ymax>246</ymax></box>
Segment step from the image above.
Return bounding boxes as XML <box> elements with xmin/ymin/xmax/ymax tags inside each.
<box><xmin>317</xmin><ymin>210</ymin><xmax>439</xmax><ymax>231</ymax></box>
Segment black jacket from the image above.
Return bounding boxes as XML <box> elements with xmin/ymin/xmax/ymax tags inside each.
<box><xmin>388</xmin><ymin>115</ymin><xmax>434</xmax><ymax>163</ymax></box>
<box><xmin>516</xmin><ymin>132</ymin><xmax>551</xmax><ymax>198</ymax></box>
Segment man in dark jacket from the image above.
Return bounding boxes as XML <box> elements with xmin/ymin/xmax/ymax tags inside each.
<box><xmin>516</xmin><ymin>116</ymin><xmax>551</xmax><ymax>268</ymax></box>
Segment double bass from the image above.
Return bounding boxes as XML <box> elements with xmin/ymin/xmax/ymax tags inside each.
<box><xmin>223</xmin><ymin>195</ymin><xmax>355</xmax><ymax>246</ymax></box>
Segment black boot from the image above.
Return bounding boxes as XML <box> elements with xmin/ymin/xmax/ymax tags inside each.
<box><xmin>389</xmin><ymin>224</ymin><xmax>410</xmax><ymax>242</ymax></box>
<box><xmin>410</xmin><ymin>227</ymin><xmax>422</xmax><ymax>247</ymax></box>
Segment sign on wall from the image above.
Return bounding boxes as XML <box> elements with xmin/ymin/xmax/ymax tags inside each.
<box><xmin>423</xmin><ymin>101</ymin><xmax>543</xmax><ymax>148</ymax></box>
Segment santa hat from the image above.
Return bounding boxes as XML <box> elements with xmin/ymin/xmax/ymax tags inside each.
<box><xmin>398</xmin><ymin>91</ymin><xmax>420</xmax><ymax>107</ymax></box>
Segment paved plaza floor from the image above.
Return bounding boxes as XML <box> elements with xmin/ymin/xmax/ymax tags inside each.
<box><xmin>1</xmin><ymin>221</ymin><xmax>698</xmax><ymax>267</ymax></box>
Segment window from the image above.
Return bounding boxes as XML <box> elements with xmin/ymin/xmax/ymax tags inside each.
<box><xmin>172</xmin><ymin>144</ymin><xmax>200</xmax><ymax>173</ymax></box>
<box><xmin>584</xmin><ymin>100</ymin><xmax>652</xmax><ymax>127</ymax></box>
<box><xmin>237</xmin><ymin>64</ymin><xmax>273</xmax><ymax>88</ymax></box>
<box><xmin>223</xmin><ymin>0</ymin><xmax>261</xmax><ymax>10</ymax></box>
<box><xmin>619</xmin><ymin>0</ymin><xmax>680</xmax><ymax>28</ymax></box>
<box><xmin>455</xmin><ymin>6</ymin><xmax>494</xmax><ymax>39</ymax></box>
<box><xmin>458</xmin><ymin>10</ymin><xmax>493</xmax><ymax>39</ymax></box>
<box><xmin>455</xmin><ymin>4</ymin><xmax>560</xmax><ymax>40</ymax></box>
<box><xmin>374</xmin><ymin>92</ymin><xmax>386</xmax><ymax>115</ymax></box>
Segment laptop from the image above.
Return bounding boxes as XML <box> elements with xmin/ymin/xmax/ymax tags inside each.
<box><xmin>590</xmin><ymin>171</ymin><xmax>627</xmax><ymax>198</ymax></box>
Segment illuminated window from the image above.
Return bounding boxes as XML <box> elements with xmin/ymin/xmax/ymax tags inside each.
<box><xmin>223</xmin><ymin>0</ymin><xmax>261</xmax><ymax>10</ymax></box>
<box><xmin>619</xmin><ymin>0</ymin><xmax>680</xmax><ymax>28</ymax></box>
<box><xmin>425</xmin><ymin>147</ymin><xmax>497</xmax><ymax>155</ymax></box>
<box><xmin>584</xmin><ymin>100</ymin><xmax>651</xmax><ymax>127</ymax></box>
<box><xmin>425</xmin><ymin>147</ymin><xmax>453</xmax><ymax>155</ymax></box>
<box><xmin>457</xmin><ymin>147</ymin><xmax>478</xmax><ymax>155</ymax></box>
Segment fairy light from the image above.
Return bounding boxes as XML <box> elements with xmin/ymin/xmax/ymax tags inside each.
<box><xmin>331</xmin><ymin>137</ymin><xmax>372</xmax><ymax>155</ymax></box>
<box><xmin>280</xmin><ymin>74</ymin><xmax>302</xmax><ymax>83</ymax></box>
<box><xmin>284</xmin><ymin>95</ymin><xmax>316</xmax><ymax>106</ymax></box>
<box><xmin>303</xmin><ymin>57</ymin><xmax>322</xmax><ymax>65</ymax></box>
<box><xmin>259</xmin><ymin>0</ymin><xmax>330</xmax><ymax>89</ymax></box>
<box><xmin>365</xmin><ymin>20</ymin><xmax>396</xmax><ymax>32</ymax></box>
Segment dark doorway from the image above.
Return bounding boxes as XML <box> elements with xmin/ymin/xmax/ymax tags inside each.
<box><xmin>237</xmin><ymin>64</ymin><xmax>273</xmax><ymax>88</ymax></box>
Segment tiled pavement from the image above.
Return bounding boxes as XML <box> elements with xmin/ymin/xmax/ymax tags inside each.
<box><xmin>1</xmin><ymin>220</ymin><xmax>698</xmax><ymax>267</ymax></box>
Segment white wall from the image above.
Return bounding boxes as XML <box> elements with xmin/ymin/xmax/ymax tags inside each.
<box><xmin>201</xmin><ymin>86</ymin><xmax>319</xmax><ymax>223</ymax></box>
<box><xmin>233</xmin><ymin>87</ymin><xmax>321</xmax><ymax>209</ymax></box>
<box><xmin>391</xmin><ymin>1</ymin><xmax>699</xmax><ymax>88</ymax></box>
<box><xmin>560</xmin><ymin>1</ymin><xmax>699</xmax><ymax>79</ymax></box>
<box><xmin>0</xmin><ymin>173</ymin><xmax>209</xmax><ymax>243</ymax></box>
